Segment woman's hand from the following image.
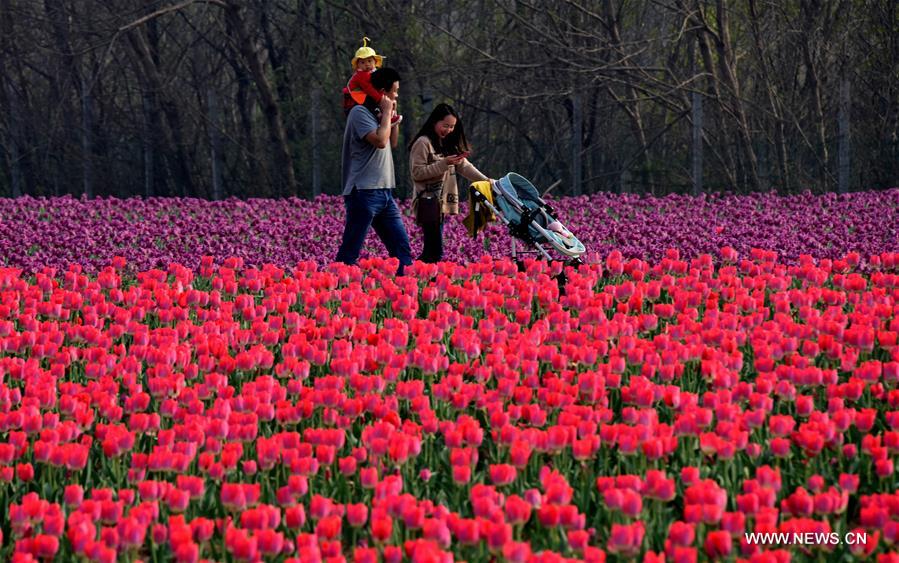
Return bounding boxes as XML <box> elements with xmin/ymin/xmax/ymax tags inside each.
<box><xmin>443</xmin><ymin>153</ymin><xmax>467</xmax><ymax>166</ymax></box>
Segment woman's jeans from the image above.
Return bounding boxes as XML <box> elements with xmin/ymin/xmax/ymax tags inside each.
<box><xmin>419</xmin><ymin>219</ymin><xmax>444</xmax><ymax>263</ymax></box>
<box><xmin>336</xmin><ymin>188</ymin><xmax>413</xmax><ymax>274</ymax></box>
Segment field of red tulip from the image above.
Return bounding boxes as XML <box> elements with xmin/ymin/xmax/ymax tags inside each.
<box><xmin>0</xmin><ymin>241</ymin><xmax>898</xmax><ymax>563</ymax></box>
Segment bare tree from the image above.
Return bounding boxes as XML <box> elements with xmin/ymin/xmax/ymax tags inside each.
<box><xmin>0</xmin><ymin>0</ymin><xmax>896</xmax><ymax>199</ymax></box>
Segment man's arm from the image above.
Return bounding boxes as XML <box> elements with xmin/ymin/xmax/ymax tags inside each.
<box><xmin>363</xmin><ymin>97</ymin><xmax>395</xmax><ymax>149</ymax></box>
<box><xmin>390</xmin><ymin>118</ymin><xmax>399</xmax><ymax>148</ymax></box>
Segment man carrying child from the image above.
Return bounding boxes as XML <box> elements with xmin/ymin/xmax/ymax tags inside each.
<box><xmin>334</xmin><ymin>67</ymin><xmax>413</xmax><ymax>276</ymax></box>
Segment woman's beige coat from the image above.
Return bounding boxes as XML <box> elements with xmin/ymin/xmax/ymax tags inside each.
<box><xmin>409</xmin><ymin>136</ymin><xmax>487</xmax><ymax>217</ymax></box>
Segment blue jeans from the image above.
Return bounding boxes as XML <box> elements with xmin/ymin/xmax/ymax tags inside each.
<box><xmin>336</xmin><ymin>188</ymin><xmax>413</xmax><ymax>274</ymax></box>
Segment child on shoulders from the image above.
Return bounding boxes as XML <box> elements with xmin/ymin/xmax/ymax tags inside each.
<box><xmin>343</xmin><ymin>37</ymin><xmax>401</xmax><ymax>125</ymax></box>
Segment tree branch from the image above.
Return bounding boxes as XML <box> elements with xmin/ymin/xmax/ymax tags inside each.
<box><xmin>118</xmin><ymin>0</ymin><xmax>227</xmax><ymax>33</ymax></box>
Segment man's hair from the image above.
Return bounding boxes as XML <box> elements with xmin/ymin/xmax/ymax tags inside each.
<box><xmin>371</xmin><ymin>67</ymin><xmax>401</xmax><ymax>92</ymax></box>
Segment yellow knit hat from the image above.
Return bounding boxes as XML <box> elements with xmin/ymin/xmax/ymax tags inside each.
<box><xmin>351</xmin><ymin>37</ymin><xmax>384</xmax><ymax>69</ymax></box>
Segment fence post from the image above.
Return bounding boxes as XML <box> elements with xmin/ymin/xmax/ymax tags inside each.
<box><xmin>619</xmin><ymin>169</ymin><xmax>631</xmax><ymax>194</ymax></box>
<box><xmin>142</xmin><ymin>92</ymin><xmax>155</xmax><ymax>197</ymax></box>
<box><xmin>310</xmin><ymin>88</ymin><xmax>321</xmax><ymax>198</ymax></box>
<box><xmin>838</xmin><ymin>75</ymin><xmax>850</xmax><ymax>194</ymax></box>
<box><xmin>208</xmin><ymin>89</ymin><xmax>224</xmax><ymax>201</ymax></box>
<box><xmin>6</xmin><ymin>81</ymin><xmax>24</xmax><ymax>197</ymax></box>
<box><xmin>692</xmin><ymin>89</ymin><xmax>703</xmax><ymax>196</ymax></box>
<box><xmin>571</xmin><ymin>92</ymin><xmax>583</xmax><ymax>195</ymax></box>
<box><xmin>81</xmin><ymin>73</ymin><xmax>94</xmax><ymax>199</ymax></box>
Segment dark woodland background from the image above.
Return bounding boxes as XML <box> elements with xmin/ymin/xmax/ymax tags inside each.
<box><xmin>1</xmin><ymin>0</ymin><xmax>897</xmax><ymax>200</ymax></box>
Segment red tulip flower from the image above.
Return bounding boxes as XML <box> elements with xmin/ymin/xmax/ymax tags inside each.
<box><xmin>489</xmin><ymin>463</ymin><xmax>517</xmax><ymax>486</ymax></box>
<box><xmin>704</xmin><ymin>530</ymin><xmax>732</xmax><ymax>559</ymax></box>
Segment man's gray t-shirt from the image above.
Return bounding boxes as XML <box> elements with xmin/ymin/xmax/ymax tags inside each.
<box><xmin>342</xmin><ymin>105</ymin><xmax>395</xmax><ymax>195</ymax></box>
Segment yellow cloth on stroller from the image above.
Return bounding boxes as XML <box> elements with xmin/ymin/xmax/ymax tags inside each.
<box><xmin>463</xmin><ymin>180</ymin><xmax>496</xmax><ymax>238</ymax></box>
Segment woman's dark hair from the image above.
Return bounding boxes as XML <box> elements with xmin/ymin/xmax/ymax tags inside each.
<box><xmin>408</xmin><ymin>103</ymin><xmax>471</xmax><ymax>155</ymax></box>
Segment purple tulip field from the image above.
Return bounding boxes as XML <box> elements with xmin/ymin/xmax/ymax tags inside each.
<box><xmin>1</xmin><ymin>189</ymin><xmax>896</xmax><ymax>274</ymax></box>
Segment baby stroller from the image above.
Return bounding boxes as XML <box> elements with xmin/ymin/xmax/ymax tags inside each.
<box><xmin>467</xmin><ymin>173</ymin><xmax>586</xmax><ymax>264</ymax></box>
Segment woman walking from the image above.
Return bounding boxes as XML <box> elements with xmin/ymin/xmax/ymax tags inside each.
<box><xmin>409</xmin><ymin>104</ymin><xmax>489</xmax><ymax>263</ymax></box>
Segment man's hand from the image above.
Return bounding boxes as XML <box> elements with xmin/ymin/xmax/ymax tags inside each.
<box><xmin>364</xmin><ymin>81</ymin><xmax>400</xmax><ymax>149</ymax></box>
<box><xmin>379</xmin><ymin>95</ymin><xmax>394</xmax><ymax>115</ymax></box>
<box><xmin>364</xmin><ymin>97</ymin><xmax>396</xmax><ymax>149</ymax></box>
<box><xmin>380</xmin><ymin>93</ymin><xmax>398</xmax><ymax>148</ymax></box>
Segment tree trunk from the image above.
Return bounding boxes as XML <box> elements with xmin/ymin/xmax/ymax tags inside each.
<box><xmin>224</xmin><ymin>1</ymin><xmax>297</xmax><ymax>197</ymax></box>
<box><xmin>127</xmin><ymin>28</ymin><xmax>195</xmax><ymax>197</ymax></box>
<box><xmin>688</xmin><ymin>4</ymin><xmax>738</xmax><ymax>189</ymax></box>
<box><xmin>2</xmin><ymin>0</ymin><xmax>26</xmax><ymax>196</ymax></box>
<box><xmin>800</xmin><ymin>2</ymin><xmax>829</xmax><ymax>191</ymax></box>
<box><xmin>226</xmin><ymin>54</ymin><xmax>265</xmax><ymax>195</ymax></box>
<box><xmin>43</xmin><ymin>0</ymin><xmax>79</xmax><ymax>196</ymax></box>
<box><xmin>713</xmin><ymin>0</ymin><xmax>760</xmax><ymax>191</ymax></box>
<box><xmin>260</xmin><ymin>3</ymin><xmax>298</xmax><ymax>147</ymax></box>
<box><xmin>803</xmin><ymin>41</ymin><xmax>829</xmax><ymax>191</ymax></box>
<box><xmin>748</xmin><ymin>0</ymin><xmax>789</xmax><ymax>191</ymax></box>
<box><xmin>602</xmin><ymin>0</ymin><xmax>651</xmax><ymax>193</ymax></box>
